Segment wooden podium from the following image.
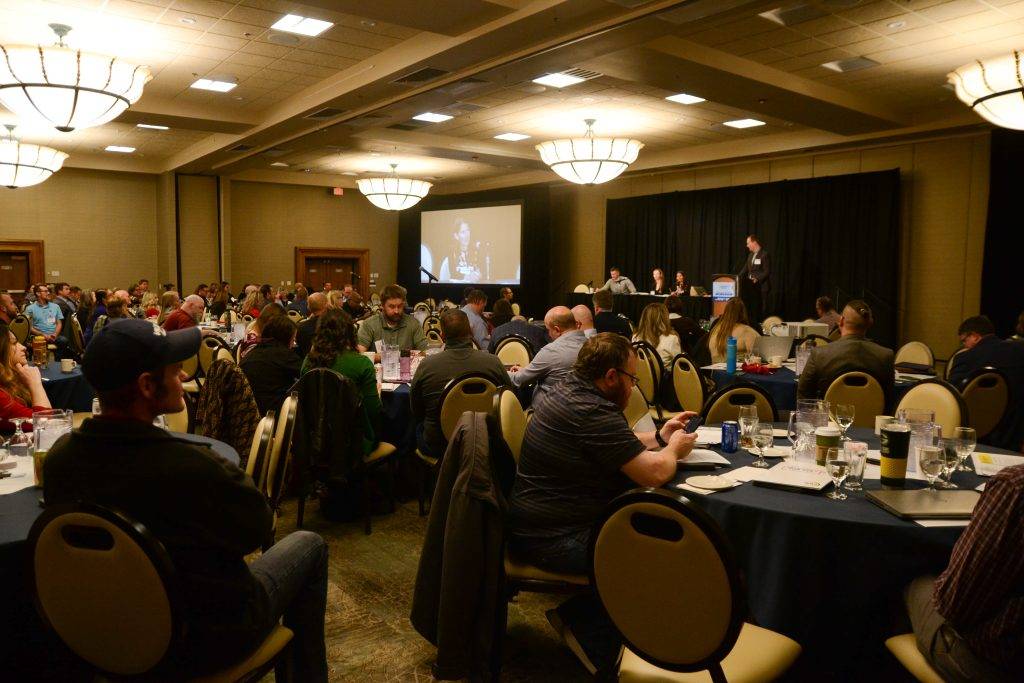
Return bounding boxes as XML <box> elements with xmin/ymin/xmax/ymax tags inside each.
<box><xmin>711</xmin><ymin>274</ymin><xmax>738</xmax><ymax>317</ymax></box>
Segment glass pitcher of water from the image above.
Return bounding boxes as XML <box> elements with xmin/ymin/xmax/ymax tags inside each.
<box><xmin>381</xmin><ymin>342</ymin><xmax>401</xmax><ymax>382</ymax></box>
<box><xmin>32</xmin><ymin>409</ymin><xmax>72</xmax><ymax>487</ymax></box>
<box><xmin>787</xmin><ymin>410</ymin><xmax>817</xmax><ymax>461</ymax></box>
<box><xmin>899</xmin><ymin>408</ymin><xmax>936</xmax><ymax>474</ymax></box>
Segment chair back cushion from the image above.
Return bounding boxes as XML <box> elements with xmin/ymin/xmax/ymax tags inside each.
<box><xmin>632</xmin><ymin>341</ymin><xmax>661</xmax><ymax>404</ymax></box>
<box><xmin>440</xmin><ymin>375</ymin><xmax>499</xmax><ymax>441</ymax></box>
<box><xmin>824</xmin><ymin>372</ymin><xmax>885</xmax><ymax>428</ymax></box>
<box><xmin>895</xmin><ymin>341</ymin><xmax>934</xmax><ymax>369</ymax></box>
<box><xmin>10</xmin><ymin>314</ymin><xmax>30</xmax><ymax>344</ymax></box>
<box><xmin>246</xmin><ymin>412</ymin><xmax>276</xmax><ymax>489</ymax></box>
<box><xmin>266</xmin><ymin>393</ymin><xmax>299</xmax><ymax>504</ymax></box>
<box><xmin>495</xmin><ymin>336</ymin><xmax>532</xmax><ymax>366</ymax></box>
<box><xmin>896</xmin><ymin>380</ymin><xmax>965</xmax><ymax>435</ymax></box>
<box><xmin>962</xmin><ymin>371</ymin><xmax>1009</xmax><ymax>439</ymax></box>
<box><xmin>495</xmin><ymin>388</ymin><xmax>527</xmax><ymax>463</ymax></box>
<box><xmin>623</xmin><ymin>386</ymin><xmax>649</xmax><ymax>429</ymax></box>
<box><xmin>671</xmin><ymin>354</ymin><xmax>704</xmax><ymax>413</ymax></box>
<box><xmin>701</xmin><ymin>384</ymin><xmax>777</xmax><ymax>424</ymax></box>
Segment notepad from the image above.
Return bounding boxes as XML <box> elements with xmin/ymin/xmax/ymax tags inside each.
<box><xmin>729</xmin><ymin>462</ymin><xmax>832</xmax><ymax>492</ymax></box>
<box><xmin>971</xmin><ymin>452</ymin><xmax>1024</xmax><ymax>477</ymax></box>
<box><xmin>678</xmin><ymin>449</ymin><xmax>730</xmax><ymax>467</ymax></box>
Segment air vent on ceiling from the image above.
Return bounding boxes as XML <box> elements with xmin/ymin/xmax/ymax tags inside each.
<box><xmin>305</xmin><ymin>107</ymin><xmax>346</xmax><ymax>120</ymax></box>
<box><xmin>758</xmin><ymin>4</ymin><xmax>828</xmax><ymax>26</ymax></box>
<box><xmin>821</xmin><ymin>56</ymin><xmax>879</xmax><ymax>73</ymax></box>
<box><xmin>560</xmin><ymin>67</ymin><xmax>602</xmax><ymax>82</ymax></box>
<box><xmin>438</xmin><ymin>77</ymin><xmax>489</xmax><ymax>96</ymax></box>
<box><xmin>392</xmin><ymin>67</ymin><xmax>450</xmax><ymax>85</ymax></box>
<box><xmin>230</xmin><ymin>144</ymin><xmax>254</xmax><ymax>152</ymax></box>
<box><xmin>262</xmin><ymin>147</ymin><xmax>290</xmax><ymax>157</ymax></box>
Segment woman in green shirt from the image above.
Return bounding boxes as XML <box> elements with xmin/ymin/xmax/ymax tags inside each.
<box><xmin>301</xmin><ymin>309</ymin><xmax>381</xmax><ymax>454</ymax></box>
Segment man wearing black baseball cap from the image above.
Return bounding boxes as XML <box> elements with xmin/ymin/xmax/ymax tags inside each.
<box><xmin>44</xmin><ymin>319</ymin><xmax>328</xmax><ymax>679</ymax></box>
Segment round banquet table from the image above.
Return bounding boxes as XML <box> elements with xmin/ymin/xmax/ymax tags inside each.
<box><xmin>707</xmin><ymin>366</ymin><xmax>916</xmax><ymax>413</ymax></box>
<box><xmin>39</xmin><ymin>362</ymin><xmax>95</xmax><ymax>413</ymax></box>
<box><xmin>667</xmin><ymin>425</ymin><xmax>992</xmax><ymax>676</ymax></box>
<box><xmin>380</xmin><ymin>383</ymin><xmax>413</xmax><ymax>455</ymax></box>
<box><xmin>567</xmin><ymin>292</ymin><xmax>712</xmax><ymax>323</ymax></box>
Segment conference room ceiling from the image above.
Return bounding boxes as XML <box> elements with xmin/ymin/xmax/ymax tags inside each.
<box><xmin>0</xmin><ymin>0</ymin><xmax>1016</xmax><ymax>187</ymax></box>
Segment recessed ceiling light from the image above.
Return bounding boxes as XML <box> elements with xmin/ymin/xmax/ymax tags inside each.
<box><xmin>191</xmin><ymin>78</ymin><xmax>237</xmax><ymax>92</ymax></box>
<box><xmin>341</xmin><ymin>171</ymin><xmax>358</xmax><ymax>176</ymax></box>
<box><xmin>136</xmin><ymin>123</ymin><xmax>168</xmax><ymax>130</ymax></box>
<box><xmin>723</xmin><ymin>118</ymin><xmax>765</xmax><ymax>129</ymax></box>
<box><xmin>532</xmin><ymin>72</ymin><xmax>586</xmax><ymax>88</ymax></box>
<box><xmin>369</xmin><ymin>152</ymin><xmax>381</xmax><ymax>157</ymax></box>
<box><xmin>270</xmin><ymin>14</ymin><xmax>334</xmax><ymax>37</ymax></box>
<box><xmin>494</xmin><ymin>132</ymin><xmax>530</xmax><ymax>141</ymax></box>
<box><xmin>105</xmin><ymin>145</ymin><xmax>135</xmax><ymax>153</ymax></box>
<box><xmin>886</xmin><ymin>20</ymin><xmax>906</xmax><ymax>29</ymax></box>
<box><xmin>666</xmin><ymin>92</ymin><xmax>705</xmax><ymax>105</ymax></box>
<box><xmin>412</xmin><ymin>112</ymin><xmax>452</xmax><ymax>123</ymax></box>
<box><xmin>303</xmin><ymin>168</ymin><xmax>312</xmax><ymax>173</ymax></box>
<box><xmin>821</xmin><ymin>56</ymin><xmax>879</xmax><ymax>73</ymax></box>
<box><xmin>270</xmin><ymin>161</ymin><xmax>289</xmax><ymax>167</ymax></box>
<box><xmin>179</xmin><ymin>17</ymin><xmax>197</xmax><ymax>25</ymax></box>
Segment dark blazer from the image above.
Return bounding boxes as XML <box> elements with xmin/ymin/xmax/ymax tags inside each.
<box><xmin>738</xmin><ymin>249</ymin><xmax>771</xmax><ymax>291</ymax></box>
<box><xmin>594</xmin><ymin>310</ymin><xmax>632</xmax><ymax>338</ymax></box>
<box><xmin>797</xmin><ymin>334</ymin><xmax>895</xmax><ymax>406</ymax></box>
<box><xmin>949</xmin><ymin>335</ymin><xmax>1024</xmax><ymax>450</ymax></box>
<box><xmin>295</xmin><ymin>314</ymin><xmax>319</xmax><ymax>358</ymax></box>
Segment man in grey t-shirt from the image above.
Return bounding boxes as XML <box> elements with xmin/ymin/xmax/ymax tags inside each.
<box><xmin>599</xmin><ymin>266</ymin><xmax>636</xmax><ymax>294</ymax></box>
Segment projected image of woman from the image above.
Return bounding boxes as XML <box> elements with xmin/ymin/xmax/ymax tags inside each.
<box><xmin>443</xmin><ymin>219</ymin><xmax>484</xmax><ymax>282</ymax></box>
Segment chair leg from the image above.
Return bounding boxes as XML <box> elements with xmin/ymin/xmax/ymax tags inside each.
<box><xmin>709</xmin><ymin>663</ymin><xmax>727</xmax><ymax>683</ymax></box>
<box><xmin>386</xmin><ymin>460</ymin><xmax>396</xmax><ymax>514</ymax></box>
<box><xmin>417</xmin><ymin>460</ymin><xmax>427</xmax><ymax>517</ymax></box>
<box><xmin>296</xmin><ymin>492</ymin><xmax>305</xmax><ymax>529</ymax></box>
<box><xmin>362</xmin><ymin>475</ymin><xmax>372</xmax><ymax>535</ymax></box>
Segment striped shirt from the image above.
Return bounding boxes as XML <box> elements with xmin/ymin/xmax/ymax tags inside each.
<box><xmin>508</xmin><ymin>372</ymin><xmax>645</xmax><ymax>539</ymax></box>
<box><xmin>933</xmin><ymin>464</ymin><xmax>1024</xmax><ymax>669</ymax></box>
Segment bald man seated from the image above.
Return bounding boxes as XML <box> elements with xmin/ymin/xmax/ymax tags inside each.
<box><xmin>571</xmin><ymin>305</ymin><xmax>596</xmax><ymax>338</ymax></box>
<box><xmin>510</xmin><ymin>306</ymin><xmax>587</xmax><ymax>406</ymax></box>
<box><xmin>796</xmin><ymin>299</ymin><xmax>895</xmax><ymax>405</ymax></box>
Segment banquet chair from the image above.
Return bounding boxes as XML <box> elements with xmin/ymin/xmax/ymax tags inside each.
<box><xmin>884</xmin><ymin>635</ymin><xmax>945</xmax><ymax>683</ymax></box>
<box><xmin>285</xmin><ymin>309</ymin><xmax>302</xmax><ymax>321</ymax></box>
<box><xmin>801</xmin><ymin>334</ymin><xmax>832</xmax><ymax>347</ymax></box>
<box><xmin>944</xmin><ymin>347</ymin><xmax>967</xmax><ymax>380</ymax></box>
<box><xmin>761</xmin><ymin>315</ymin><xmax>783</xmax><ymax>335</ymax></box>
<box><xmin>492</xmin><ymin>387</ymin><xmax>527</xmax><ymax>463</ymax></box>
<box><xmin>245</xmin><ymin>411</ymin><xmax>277</xmax><ymax>492</ymax></box>
<box><xmin>163</xmin><ymin>404</ymin><xmax>191</xmax><ymax>434</ymax></box>
<box><xmin>511</xmin><ymin>303</ymin><xmax>520</xmax><ymax>316</ymax></box>
<box><xmin>895</xmin><ymin>341</ymin><xmax>935</xmax><ymax>371</ymax></box>
<box><xmin>958</xmin><ymin>367</ymin><xmax>1009</xmax><ymax>440</ymax></box>
<box><xmin>242</xmin><ymin>314</ymin><xmax>254</xmax><ymax>324</ymax></box>
<box><xmin>220</xmin><ymin>309</ymin><xmax>240</xmax><ymax>325</ymax></box>
<box><xmin>180</xmin><ymin>354</ymin><xmax>201</xmax><ymax>394</ymax></box>
<box><xmin>670</xmin><ymin>354</ymin><xmax>705</xmax><ymax>414</ymax></box>
<box><xmin>69</xmin><ymin>316</ymin><xmax>86</xmax><ymax>356</ymax></box>
<box><xmin>198</xmin><ymin>336</ymin><xmax>232</xmax><ymax>379</ymax></box>
<box><xmin>573</xmin><ymin>284</ymin><xmax>590</xmax><ymax>293</ymax></box>
<box><xmin>824</xmin><ymin>372</ymin><xmax>885</xmax><ymax>428</ymax></box>
<box><xmin>495</xmin><ymin>335</ymin><xmax>533</xmax><ymax>366</ymax></box>
<box><xmin>895</xmin><ymin>378</ymin><xmax>967</xmax><ymax>436</ymax></box>
<box><xmin>413</xmin><ymin>302</ymin><xmax>431</xmax><ymax>314</ymax></box>
<box><xmin>9</xmin><ymin>314</ymin><xmax>30</xmax><ymax>344</ymax></box>
<box><xmin>590</xmin><ymin>489</ymin><xmax>801</xmax><ymax>683</ymax></box>
<box><xmin>632</xmin><ymin>340</ymin><xmax>666</xmax><ymax>421</ymax></box>
<box><xmin>426</xmin><ymin>328</ymin><xmax>443</xmax><ymax>343</ymax></box>
<box><xmin>370</xmin><ymin>292</ymin><xmax>382</xmax><ymax>306</ymax></box>
<box><xmin>701</xmin><ymin>382</ymin><xmax>778</xmax><ymax>424</ymax></box>
<box><xmin>196</xmin><ymin>360</ymin><xmax>261</xmax><ymax>464</ymax></box>
<box><xmin>264</xmin><ymin>393</ymin><xmax>298</xmax><ymax>540</ymax></box>
<box><xmin>28</xmin><ymin>503</ymin><xmax>292</xmax><ymax>681</ymax></box>
<box><xmin>624</xmin><ymin>386</ymin><xmax>650</xmax><ymax>430</ymax></box>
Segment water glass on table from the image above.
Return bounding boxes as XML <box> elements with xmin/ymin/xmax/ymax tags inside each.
<box><xmin>737</xmin><ymin>405</ymin><xmax>758</xmax><ymax>449</ymax></box>
<box><xmin>830</xmin><ymin>403</ymin><xmax>855</xmax><ymax>440</ymax></box>
<box><xmin>843</xmin><ymin>441</ymin><xmax>868</xmax><ymax>491</ymax></box>
<box><xmin>936</xmin><ymin>438</ymin><xmax>959</xmax><ymax>490</ymax></box>
<box><xmin>750</xmin><ymin>423</ymin><xmax>775</xmax><ymax>469</ymax></box>
<box><xmin>954</xmin><ymin>427</ymin><xmax>976</xmax><ymax>472</ymax></box>
<box><xmin>825</xmin><ymin>447</ymin><xmax>849</xmax><ymax>500</ymax></box>
<box><xmin>917</xmin><ymin>445</ymin><xmax>944</xmax><ymax>491</ymax></box>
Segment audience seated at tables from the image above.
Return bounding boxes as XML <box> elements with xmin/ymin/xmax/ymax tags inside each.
<box><xmin>707</xmin><ymin>297</ymin><xmax>760</xmax><ymax>364</ymax></box>
<box><xmin>508</xmin><ymin>333</ymin><xmax>697</xmax><ymax>675</ymax></box>
<box><xmin>342</xmin><ymin>291</ymin><xmax>367</xmax><ymax>320</ymax></box>
<box><xmin>161</xmin><ymin>294</ymin><xmax>205</xmax><ymax>332</ymax></box>
<box><xmin>0</xmin><ymin>290</ymin><xmax>17</xmax><ymax>325</ymax></box>
<box><xmin>592</xmin><ymin>289</ymin><xmax>632</xmax><ymax>338</ymax></box>
<box><xmin>90</xmin><ymin>293</ymin><xmax>131</xmax><ymax>340</ymax></box>
<box><xmin>571</xmin><ymin>304</ymin><xmax>596</xmax><ymax>338</ymax></box>
<box><xmin>461</xmin><ymin>289</ymin><xmax>490</xmax><ymax>349</ymax></box>
<box><xmin>599</xmin><ymin>266</ymin><xmax>636</xmax><ymax>294</ymax></box>
<box><xmin>797</xmin><ymin>300</ymin><xmax>895</xmax><ymax>404</ymax></box>
<box><xmin>242</xmin><ymin>289</ymin><xmax>263</xmax><ymax>318</ymax></box>
<box><xmin>24</xmin><ymin>284</ymin><xmax>63</xmax><ymax>346</ymax></box>
<box><xmin>83</xmin><ymin>289</ymin><xmax>107</xmax><ymax>343</ymax></box>
<box><xmin>510</xmin><ymin>306</ymin><xmax>586</xmax><ymax>406</ymax></box>
<box><xmin>240</xmin><ymin>315</ymin><xmax>301</xmax><ymax>416</ymax></box>
<box><xmin>326</xmin><ymin>289</ymin><xmax>345</xmax><ymax>310</ymax></box>
<box><xmin>488</xmin><ymin>312</ymin><xmax>549</xmax><ymax>354</ymax></box>
<box><xmin>239</xmin><ymin>304</ymin><xmax>287</xmax><ymax>360</ymax></box>
<box><xmin>157</xmin><ymin>290</ymin><xmax>180</xmax><ymax>325</ymax></box>
<box><xmin>301</xmin><ymin>309</ymin><xmax>381</xmax><ymax>455</ymax></box>
<box><xmin>490</xmin><ymin>298</ymin><xmax>514</xmax><ymax>328</ymax></box>
<box><xmin>949</xmin><ymin>315</ymin><xmax>1024</xmax><ymax>450</ymax></box>
<box><xmin>0</xmin><ymin>325</ymin><xmax>52</xmax><ymax>432</ymax></box>
<box><xmin>53</xmin><ymin>284</ymin><xmax>78</xmax><ymax>345</ymax></box>
<box><xmin>815</xmin><ymin>295</ymin><xmax>841</xmax><ymax>332</ymax></box>
<box><xmin>296</xmin><ymin>292</ymin><xmax>326</xmax><ymax>358</ymax></box>
<box><xmin>288</xmin><ymin>285</ymin><xmax>309</xmax><ymax>317</ymax></box>
<box><xmin>357</xmin><ymin>284</ymin><xmax>427</xmax><ymax>354</ymax></box>
<box><xmin>665</xmin><ymin>295</ymin><xmax>701</xmax><ymax>352</ymax></box>
<box><xmin>903</xmin><ymin>463</ymin><xmax>1023</xmax><ymax>682</ymax></box>
<box><xmin>141</xmin><ymin>291</ymin><xmax>160</xmax><ymax>318</ymax></box>
<box><xmin>632</xmin><ymin>302</ymin><xmax>681</xmax><ymax>366</ymax></box>
<box><xmin>43</xmin><ymin>319</ymin><xmax>328</xmax><ymax>680</ymax></box>
<box><xmin>209</xmin><ymin>286</ymin><xmax>230</xmax><ymax>319</ymax></box>
<box><xmin>410</xmin><ymin>309</ymin><xmax>509</xmax><ymax>460</ymax></box>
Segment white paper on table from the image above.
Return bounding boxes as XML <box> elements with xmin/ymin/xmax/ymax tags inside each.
<box><xmin>0</xmin><ymin>456</ymin><xmax>35</xmax><ymax>495</ymax></box>
<box><xmin>971</xmin><ymin>452</ymin><xmax>1024</xmax><ymax>477</ymax></box>
<box><xmin>702</xmin><ymin>363</ymin><xmax>728</xmax><ymax>370</ymax></box>
<box><xmin>678</xmin><ymin>448</ymin><xmax>731</xmax><ymax>466</ymax></box>
<box><xmin>380</xmin><ymin>383</ymin><xmax>399</xmax><ymax>392</ymax></box>
<box><xmin>914</xmin><ymin>519</ymin><xmax>970</xmax><ymax>528</ymax></box>
<box><xmin>729</xmin><ymin>462</ymin><xmax>832</xmax><ymax>491</ymax></box>
<box><xmin>896</xmin><ymin>372</ymin><xmax>934</xmax><ymax>381</ymax></box>
<box><xmin>975</xmin><ymin>482</ymin><xmax>986</xmax><ymax>492</ymax></box>
<box><xmin>694</xmin><ymin>426</ymin><xmax>722</xmax><ymax>446</ymax></box>
<box><xmin>862</xmin><ymin>462</ymin><xmax>926</xmax><ymax>481</ymax></box>
<box><xmin>675</xmin><ymin>481</ymin><xmax>741</xmax><ymax>496</ymax></box>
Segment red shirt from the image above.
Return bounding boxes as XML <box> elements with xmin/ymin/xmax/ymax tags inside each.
<box><xmin>162</xmin><ymin>309</ymin><xmax>196</xmax><ymax>332</ymax></box>
<box><xmin>0</xmin><ymin>386</ymin><xmax>45</xmax><ymax>432</ymax></box>
<box><xmin>933</xmin><ymin>464</ymin><xmax>1024</xmax><ymax>669</ymax></box>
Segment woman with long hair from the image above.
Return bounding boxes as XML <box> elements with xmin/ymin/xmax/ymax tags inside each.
<box><xmin>209</xmin><ymin>287</ymin><xmax>230</xmax><ymax>319</ymax></box>
<box><xmin>141</xmin><ymin>291</ymin><xmax>160</xmax><ymax>318</ymax></box>
<box><xmin>325</xmin><ymin>289</ymin><xmax>344</xmax><ymax>310</ymax></box>
<box><xmin>672</xmin><ymin>271</ymin><xmax>687</xmax><ymax>296</ymax></box>
<box><xmin>708</xmin><ymin>297</ymin><xmax>760</xmax><ymax>363</ymax></box>
<box><xmin>241</xmin><ymin>290</ymin><xmax>263</xmax><ymax>319</ymax></box>
<box><xmin>490</xmin><ymin>298</ymin><xmax>514</xmax><ymax>328</ymax></box>
<box><xmin>0</xmin><ymin>326</ymin><xmax>51</xmax><ymax>432</ymax></box>
<box><xmin>76</xmin><ymin>290</ymin><xmax>96</xmax><ymax>335</ymax></box>
<box><xmin>651</xmin><ymin>268</ymin><xmax>668</xmax><ymax>295</ymax></box>
<box><xmin>633</xmin><ymin>303</ymin><xmax>681</xmax><ymax>366</ymax></box>
<box><xmin>302</xmin><ymin>308</ymin><xmax>381</xmax><ymax>454</ymax></box>
<box><xmin>238</xmin><ymin>303</ymin><xmax>286</xmax><ymax>360</ymax></box>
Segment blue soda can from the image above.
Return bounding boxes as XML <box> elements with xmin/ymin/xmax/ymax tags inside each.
<box><xmin>721</xmin><ymin>421</ymin><xmax>739</xmax><ymax>454</ymax></box>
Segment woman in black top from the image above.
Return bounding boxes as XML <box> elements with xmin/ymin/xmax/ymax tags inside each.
<box><xmin>651</xmin><ymin>268</ymin><xmax>668</xmax><ymax>295</ymax></box>
<box><xmin>239</xmin><ymin>315</ymin><xmax>301</xmax><ymax>415</ymax></box>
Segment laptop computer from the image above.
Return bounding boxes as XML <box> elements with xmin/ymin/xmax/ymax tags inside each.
<box><xmin>865</xmin><ymin>489</ymin><xmax>981</xmax><ymax>519</ymax></box>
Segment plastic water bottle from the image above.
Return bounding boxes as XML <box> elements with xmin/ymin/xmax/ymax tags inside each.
<box><xmin>726</xmin><ymin>336</ymin><xmax>738</xmax><ymax>374</ymax></box>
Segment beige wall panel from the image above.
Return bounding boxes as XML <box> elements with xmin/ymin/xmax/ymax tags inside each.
<box><xmin>0</xmin><ymin>168</ymin><xmax>157</xmax><ymax>289</ymax></box>
<box><xmin>962</xmin><ymin>135</ymin><xmax>990</xmax><ymax>327</ymax></box>
<box><xmin>694</xmin><ymin>166</ymin><xmax>732</xmax><ymax>189</ymax></box>
<box><xmin>812</xmin><ymin>152</ymin><xmax>861</xmax><ymax>177</ymax></box>
<box><xmin>769</xmin><ymin>157</ymin><xmax>813</xmax><ymax>181</ymax></box>
<box><xmin>177</xmin><ymin>175</ymin><xmax>220</xmax><ymax>293</ymax></box>
<box><xmin>570</xmin><ymin>184</ymin><xmax>608</xmax><ymax>287</ymax></box>
<box><xmin>629</xmin><ymin>175</ymin><xmax>664</xmax><ymax>197</ymax></box>
<box><xmin>730</xmin><ymin>162</ymin><xmax>770</xmax><ymax>187</ymax></box>
<box><xmin>155</xmin><ymin>172</ymin><xmax>177</xmax><ymax>287</ymax></box>
<box><xmin>229</xmin><ymin>181</ymin><xmax>399</xmax><ymax>290</ymax></box>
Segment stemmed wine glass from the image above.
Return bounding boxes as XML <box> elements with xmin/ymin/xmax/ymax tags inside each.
<box><xmin>750</xmin><ymin>423</ymin><xmax>775</xmax><ymax>469</ymax></box>
<box><xmin>831</xmin><ymin>404</ymin><xmax>855</xmax><ymax>441</ymax></box>
<box><xmin>954</xmin><ymin>427</ymin><xmax>976</xmax><ymax>472</ymax></box>
<box><xmin>825</xmin><ymin>447</ymin><xmax>849</xmax><ymax>500</ymax></box>
<box><xmin>7</xmin><ymin>417</ymin><xmax>31</xmax><ymax>457</ymax></box>
<box><xmin>918</xmin><ymin>445</ymin><xmax>944</xmax><ymax>491</ymax></box>
<box><xmin>935</xmin><ymin>438</ymin><xmax>959</xmax><ymax>489</ymax></box>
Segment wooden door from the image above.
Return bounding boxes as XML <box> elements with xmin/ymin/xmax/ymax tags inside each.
<box><xmin>294</xmin><ymin>248</ymin><xmax>369</xmax><ymax>296</ymax></box>
<box><xmin>0</xmin><ymin>252</ymin><xmax>30</xmax><ymax>292</ymax></box>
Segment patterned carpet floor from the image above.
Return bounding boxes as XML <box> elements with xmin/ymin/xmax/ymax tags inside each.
<box><xmin>273</xmin><ymin>497</ymin><xmax>591</xmax><ymax>683</ymax></box>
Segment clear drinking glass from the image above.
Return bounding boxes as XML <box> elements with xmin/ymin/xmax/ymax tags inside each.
<box><xmin>795</xmin><ymin>346</ymin><xmax>811</xmax><ymax>376</ymax></box>
<box><xmin>825</xmin><ymin>447</ymin><xmax>849</xmax><ymax>500</ymax></box>
<box><xmin>843</xmin><ymin>441</ymin><xmax>868</xmax><ymax>491</ymax></box>
<box><xmin>787</xmin><ymin>411</ymin><xmax>815</xmax><ymax>461</ymax></box>
<box><xmin>917</xmin><ymin>445</ymin><xmax>944</xmax><ymax>491</ymax></box>
<box><xmin>8</xmin><ymin>417</ymin><xmax>31</xmax><ymax>457</ymax></box>
<box><xmin>954</xmin><ymin>427</ymin><xmax>976</xmax><ymax>472</ymax></box>
<box><xmin>936</xmin><ymin>438</ymin><xmax>959</xmax><ymax>490</ymax></box>
<box><xmin>738</xmin><ymin>405</ymin><xmax>758</xmax><ymax>450</ymax></box>
<box><xmin>832</xmin><ymin>404</ymin><xmax>855</xmax><ymax>440</ymax></box>
<box><xmin>750</xmin><ymin>423</ymin><xmax>775</xmax><ymax>469</ymax></box>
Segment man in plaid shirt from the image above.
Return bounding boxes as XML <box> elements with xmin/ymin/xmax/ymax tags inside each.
<box><xmin>904</xmin><ymin>464</ymin><xmax>1023</xmax><ymax>682</ymax></box>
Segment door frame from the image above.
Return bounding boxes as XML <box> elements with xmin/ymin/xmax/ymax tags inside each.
<box><xmin>0</xmin><ymin>240</ymin><xmax>45</xmax><ymax>294</ymax></box>
<box><xmin>294</xmin><ymin>247</ymin><xmax>369</xmax><ymax>296</ymax></box>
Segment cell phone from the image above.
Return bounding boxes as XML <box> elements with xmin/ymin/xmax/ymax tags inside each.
<box><xmin>685</xmin><ymin>416</ymin><xmax>704</xmax><ymax>433</ymax></box>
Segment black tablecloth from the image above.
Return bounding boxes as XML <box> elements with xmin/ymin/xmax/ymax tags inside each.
<box><xmin>567</xmin><ymin>292</ymin><xmax>712</xmax><ymax>323</ymax></box>
<box><xmin>40</xmin><ymin>363</ymin><xmax>95</xmax><ymax>413</ymax></box>
<box><xmin>669</xmin><ymin>425</ymin><xmax>991</xmax><ymax>675</ymax></box>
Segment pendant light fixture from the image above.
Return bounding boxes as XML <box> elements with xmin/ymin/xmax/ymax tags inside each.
<box><xmin>357</xmin><ymin>163</ymin><xmax>432</xmax><ymax>210</ymax></box>
<box><xmin>0</xmin><ymin>23</ymin><xmax>151</xmax><ymax>132</ymax></box>
<box><xmin>535</xmin><ymin>118</ymin><xmax>643</xmax><ymax>185</ymax></box>
<box><xmin>948</xmin><ymin>52</ymin><xmax>1024</xmax><ymax>130</ymax></box>
<box><xmin>0</xmin><ymin>125</ymin><xmax>68</xmax><ymax>189</ymax></box>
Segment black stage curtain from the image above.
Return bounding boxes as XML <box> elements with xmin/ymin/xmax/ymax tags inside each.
<box><xmin>605</xmin><ymin>169</ymin><xmax>901</xmax><ymax>347</ymax></box>
<box><xmin>982</xmin><ymin>130</ymin><xmax>1024</xmax><ymax>338</ymax></box>
<box><xmin>397</xmin><ymin>184</ymin><xmax>552</xmax><ymax>317</ymax></box>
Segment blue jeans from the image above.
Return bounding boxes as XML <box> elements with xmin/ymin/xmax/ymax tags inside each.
<box><xmin>249</xmin><ymin>530</ymin><xmax>329</xmax><ymax>681</ymax></box>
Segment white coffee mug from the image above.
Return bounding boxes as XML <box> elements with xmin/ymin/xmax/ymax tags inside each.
<box><xmin>875</xmin><ymin>415</ymin><xmax>894</xmax><ymax>435</ymax></box>
<box><xmin>60</xmin><ymin>358</ymin><xmax>77</xmax><ymax>373</ymax></box>
<box><xmin>769</xmin><ymin>355</ymin><xmax>784</xmax><ymax>367</ymax></box>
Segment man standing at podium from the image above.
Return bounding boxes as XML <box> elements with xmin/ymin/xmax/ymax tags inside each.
<box><xmin>738</xmin><ymin>234</ymin><xmax>770</xmax><ymax>323</ymax></box>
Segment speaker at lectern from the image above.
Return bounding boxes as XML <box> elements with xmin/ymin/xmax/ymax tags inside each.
<box><xmin>711</xmin><ymin>274</ymin><xmax>738</xmax><ymax>317</ymax></box>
